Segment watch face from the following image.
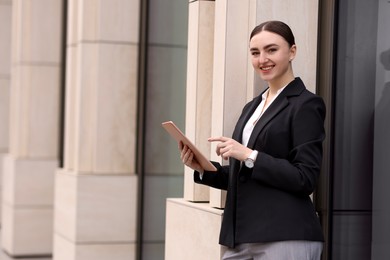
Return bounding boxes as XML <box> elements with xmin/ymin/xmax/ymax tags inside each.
<box><xmin>245</xmin><ymin>159</ymin><xmax>254</xmax><ymax>168</ymax></box>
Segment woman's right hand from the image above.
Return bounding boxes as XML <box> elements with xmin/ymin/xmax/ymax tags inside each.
<box><xmin>179</xmin><ymin>141</ymin><xmax>204</xmax><ymax>173</ymax></box>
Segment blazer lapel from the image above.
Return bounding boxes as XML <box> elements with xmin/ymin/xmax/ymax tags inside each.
<box><xmin>232</xmin><ymin>93</ymin><xmax>264</xmax><ymax>143</ymax></box>
<box><xmin>230</xmin><ymin>93</ymin><xmax>264</xmax><ymax>175</ymax></box>
<box><xmin>246</xmin><ymin>97</ymin><xmax>288</xmax><ymax>148</ymax></box>
<box><xmin>246</xmin><ymin>78</ymin><xmax>305</xmax><ymax>149</ymax></box>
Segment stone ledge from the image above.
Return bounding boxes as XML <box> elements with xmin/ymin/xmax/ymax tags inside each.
<box><xmin>165</xmin><ymin>198</ymin><xmax>224</xmax><ymax>260</ymax></box>
<box><xmin>167</xmin><ymin>198</ymin><xmax>223</xmax><ymax>215</ymax></box>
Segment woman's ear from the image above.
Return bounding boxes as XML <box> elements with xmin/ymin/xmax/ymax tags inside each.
<box><xmin>289</xmin><ymin>44</ymin><xmax>297</xmax><ymax>61</ymax></box>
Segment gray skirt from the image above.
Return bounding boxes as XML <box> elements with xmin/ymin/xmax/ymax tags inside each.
<box><xmin>222</xmin><ymin>240</ymin><xmax>323</xmax><ymax>260</ymax></box>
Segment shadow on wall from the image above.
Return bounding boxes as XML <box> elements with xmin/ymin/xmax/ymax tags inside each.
<box><xmin>372</xmin><ymin>47</ymin><xmax>390</xmax><ymax>260</ymax></box>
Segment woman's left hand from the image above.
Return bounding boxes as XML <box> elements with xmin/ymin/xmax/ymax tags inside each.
<box><xmin>208</xmin><ymin>136</ymin><xmax>252</xmax><ymax>161</ymax></box>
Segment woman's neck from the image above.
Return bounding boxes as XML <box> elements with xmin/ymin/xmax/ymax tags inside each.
<box><xmin>268</xmin><ymin>74</ymin><xmax>295</xmax><ymax>95</ymax></box>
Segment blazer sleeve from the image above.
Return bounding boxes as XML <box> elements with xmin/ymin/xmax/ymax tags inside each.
<box><xmin>194</xmin><ymin>161</ymin><xmax>230</xmax><ymax>190</ymax></box>
<box><xmin>251</xmin><ymin>96</ymin><xmax>326</xmax><ymax>196</ymax></box>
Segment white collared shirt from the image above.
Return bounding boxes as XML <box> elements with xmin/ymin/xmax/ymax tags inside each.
<box><xmin>242</xmin><ymin>86</ymin><xmax>287</xmax><ymax>147</ymax></box>
<box><xmin>199</xmin><ymin>85</ymin><xmax>287</xmax><ymax>179</ymax></box>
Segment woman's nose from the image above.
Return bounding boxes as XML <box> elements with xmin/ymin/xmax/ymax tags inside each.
<box><xmin>258</xmin><ymin>52</ymin><xmax>268</xmax><ymax>63</ymax></box>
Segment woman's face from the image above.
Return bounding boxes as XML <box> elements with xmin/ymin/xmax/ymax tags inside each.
<box><xmin>249</xmin><ymin>30</ymin><xmax>296</xmax><ymax>86</ymax></box>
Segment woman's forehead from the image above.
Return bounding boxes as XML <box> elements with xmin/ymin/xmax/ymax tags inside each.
<box><xmin>249</xmin><ymin>31</ymin><xmax>288</xmax><ymax>47</ymax></box>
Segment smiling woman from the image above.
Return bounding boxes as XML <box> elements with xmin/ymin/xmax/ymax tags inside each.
<box><xmin>178</xmin><ymin>20</ymin><xmax>326</xmax><ymax>260</ymax></box>
<box><xmin>249</xmin><ymin>22</ymin><xmax>296</xmax><ymax>92</ymax></box>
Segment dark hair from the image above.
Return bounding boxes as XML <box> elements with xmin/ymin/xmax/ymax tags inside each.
<box><xmin>250</xmin><ymin>20</ymin><xmax>295</xmax><ymax>47</ymax></box>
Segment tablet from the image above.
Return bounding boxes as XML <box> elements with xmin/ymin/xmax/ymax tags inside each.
<box><xmin>161</xmin><ymin>121</ymin><xmax>217</xmax><ymax>171</ymax></box>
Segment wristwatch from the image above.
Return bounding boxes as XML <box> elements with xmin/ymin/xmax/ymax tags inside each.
<box><xmin>244</xmin><ymin>150</ymin><xmax>258</xmax><ymax>168</ymax></box>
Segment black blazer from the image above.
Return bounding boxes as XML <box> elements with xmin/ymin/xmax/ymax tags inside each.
<box><xmin>194</xmin><ymin>78</ymin><xmax>325</xmax><ymax>248</ymax></box>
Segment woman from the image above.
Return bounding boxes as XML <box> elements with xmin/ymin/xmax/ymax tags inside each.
<box><xmin>180</xmin><ymin>20</ymin><xmax>325</xmax><ymax>260</ymax></box>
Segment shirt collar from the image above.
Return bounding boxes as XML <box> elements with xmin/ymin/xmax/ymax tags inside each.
<box><xmin>261</xmin><ymin>85</ymin><xmax>288</xmax><ymax>100</ymax></box>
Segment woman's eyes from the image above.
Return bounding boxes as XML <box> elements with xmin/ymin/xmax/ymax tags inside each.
<box><xmin>251</xmin><ymin>48</ymin><xmax>277</xmax><ymax>56</ymax></box>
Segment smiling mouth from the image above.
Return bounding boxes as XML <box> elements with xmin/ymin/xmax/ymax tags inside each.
<box><xmin>260</xmin><ymin>65</ymin><xmax>274</xmax><ymax>71</ymax></box>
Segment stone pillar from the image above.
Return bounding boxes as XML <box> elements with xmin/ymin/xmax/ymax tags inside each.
<box><xmin>53</xmin><ymin>0</ymin><xmax>139</xmax><ymax>259</ymax></box>
<box><xmin>183</xmin><ymin>0</ymin><xmax>215</xmax><ymax>202</ymax></box>
<box><xmin>166</xmin><ymin>0</ymin><xmax>319</xmax><ymax>259</ymax></box>
<box><xmin>209</xmin><ymin>0</ymin><xmax>258</xmax><ymax>208</ymax></box>
<box><xmin>166</xmin><ymin>2</ymin><xmax>223</xmax><ymax>260</ymax></box>
<box><xmin>1</xmin><ymin>0</ymin><xmax>63</xmax><ymax>256</ymax></box>
<box><xmin>0</xmin><ymin>0</ymin><xmax>12</xmax><ymax>225</ymax></box>
<box><xmin>255</xmin><ymin>0</ymin><xmax>319</xmax><ymax>93</ymax></box>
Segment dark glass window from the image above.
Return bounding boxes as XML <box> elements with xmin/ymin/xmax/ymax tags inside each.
<box><xmin>139</xmin><ymin>0</ymin><xmax>188</xmax><ymax>259</ymax></box>
<box><xmin>332</xmin><ymin>0</ymin><xmax>390</xmax><ymax>259</ymax></box>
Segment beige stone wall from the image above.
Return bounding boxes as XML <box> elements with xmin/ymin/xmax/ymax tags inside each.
<box><xmin>0</xmin><ymin>0</ymin><xmax>12</xmax><ymax>225</ymax></box>
<box><xmin>1</xmin><ymin>0</ymin><xmax>141</xmax><ymax>259</ymax></box>
<box><xmin>1</xmin><ymin>0</ymin><xmax>63</xmax><ymax>256</ymax></box>
<box><xmin>166</xmin><ymin>0</ymin><xmax>319</xmax><ymax>258</ymax></box>
<box><xmin>183</xmin><ymin>0</ymin><xmax>215</xmax><ymax>202</ymax></box>
<box><xmin>165</xmin><ymin>199</ymin><xmax>224</xmax><ymax>259</ymax></box>
<box><xmin>53</xmin><ymin>0</ymin><xmax>139</xmax><ymax>259</ymax></box>
<box><xmin>255</xmin><ymin>0</ymin><xmax>319</xmax><ymax>93</ymax></box>
<box><xmin>62</xmin><ymin>0</ymin><xmax>138</xmax><ymax>174</ymax></box>
<box><xmin>0</xmin><ymin>0</ymin><xmax>320</xmax><ymax>258</ymax></box>
<box><xmin>0</xmin><ymin>1</ymin><xmax>11</xmax><ymax>151</ymax></box>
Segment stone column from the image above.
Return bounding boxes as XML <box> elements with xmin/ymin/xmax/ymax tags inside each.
<box><xmin>0</xmin><ymin>0</ymin><xmax>12</xmax><ymax>225</ymax></box>
<box><xmin>1</xmin><ymin>0</ymin><xmax>63</xmax><ymax>256</ymax></box>
<box><xmin>53</xmin><ymin>0</ymin><xmax>139</xmax><ymax>259</ymax></box>
<box><xmin>183</xmin><ymin>0</ymin><xmax>215</xmax><ymax>202</ymax></box>
<box><xmin>255</xmin><ymin>0</ymin><xmax>319</xmax><ymax>93</ymax></box>
<box><xmin>209</xmin><ymin>0</ymin><xmax>258</xmax><ymax>208</ymax></box>
<box><xmin>166</xmin><ymin>1</ymin><xmax>222</xmax><ymax>260</ymax></box>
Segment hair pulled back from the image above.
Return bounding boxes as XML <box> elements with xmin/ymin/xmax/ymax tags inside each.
<box><xmin>250</xmin><ymin>20</ymin><xmax>295</xmax><ymax>47</ymax></box>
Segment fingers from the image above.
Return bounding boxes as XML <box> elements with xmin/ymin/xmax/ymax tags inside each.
<box><xmin>208</xmin><ymin>136</ymin><xmax>228</xmax><ymax>142</ymax></box>
<box><xmin>180</xmin><ymin>144</ymin><xmax>189</xmax><ymax>161</ymax></box>
<box><xmin>208</xmin><ymin>136</ymin><xmax>248</xmax><ymax>161</ymax></box>
<box><xmin>178</xmin><ymin>143</ymin><xmax>203</xmax><ymax>172</ymax></box>
<box><xmin>219</xmin><ymin>146</ymin><xmax>232</xmax><ymax>160</ymax></box>
<box><xmin>180</xmin><ymin>144</ymin><xmax>194</xmax><ymax>165</ymax></box>
<box><xmin>179</xmin><ymin>143</ymin><xmax>192</xmax><ymax>162</ymax></box>
<box><xmin>208</xmin><ymin>136</ymin><xmax>230</xmax><ymax>159</ymax></box>
<box><xmin>187</xmin><ymin>151</ymin><xmax>194</xmax><ymax>164</ymax></box>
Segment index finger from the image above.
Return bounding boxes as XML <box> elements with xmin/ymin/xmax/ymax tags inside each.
<box><xmin>208</xmin><ymin>136</ymin><xmax>229</xmax><ymax>142</ymax></box>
